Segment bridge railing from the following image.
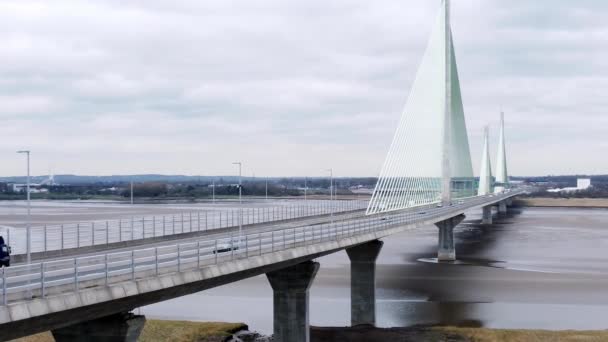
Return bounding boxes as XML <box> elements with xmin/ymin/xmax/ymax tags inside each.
<box><xmin>0</xmin><ymin>190</ymin><xmax>524</xmax><ymax>305</ymax></box>
<box><xmin>3</xmin><ymin>199</ymin><xmax>369</xmax><ymax>255</ymax></box>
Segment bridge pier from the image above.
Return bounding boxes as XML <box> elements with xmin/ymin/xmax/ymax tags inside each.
<box><xmin>482</xmin><ymin>205</ymin><xmax>493</xmax><ymax>225</ymax></box>
<box><xmin>346</xmin><ymin>240</ymin><xmax>383</xmax><ymax>326</ymax></box>
<box><xmin>435</xmin><ymin>214</ymin><xmax>465</xmax><ymax>261</ymax></box>
<box><xmin>51</xmin><ymin>312</ymin><xmax>145</xmax><ymax>342</ymax></box>
<box><xmin>498</xmin><ymin>201</ymin><xmax>508</xmax><ymax>215</ymax></box>
<box><xmin>266</xmin><ymin>260</ymin><xmax>320</xmax><ymax>342</ymax></box>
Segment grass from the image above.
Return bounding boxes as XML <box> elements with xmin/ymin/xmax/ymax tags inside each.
<box><xmin>9</xmin><ymin>322</ymin><xmax>608</xmax><ymax>342</ymax></box>
<box><xmin>437</xmin><ymin>327</ymin><xmax>608</xmax><ymax>342</ymax></box>
<box><xmin>139</xmin><ymin>320</ymin><xmax>246</xmax><ymax>342</ymax></box>
<box><xmin>8</xmin><ymin>320</ymin><xmax>247</xmax><ymax>342</ymax></box>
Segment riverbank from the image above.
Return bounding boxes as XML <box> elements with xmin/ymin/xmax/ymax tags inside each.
<box><xmin>9</xmin><ymin>320</ymin><xmax>248</xmax><ymax>342</ymax></box>
<box><xmin>311</xmin><ymin>325</ymin><xmax>608</xmax><ymax>341</ymax></box>
<box><xmin>11</xmin><ymin>321</ymin><xmax>608</xmax><ymax>341</ymax></box>
<box><xmin>514</xmin><ymin>197</ymin><xmax>608</xmax><ymax>208</ymax></box>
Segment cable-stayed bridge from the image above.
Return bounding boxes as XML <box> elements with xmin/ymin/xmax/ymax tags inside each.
<box><xmin>0</xmin><ymin>1</ymin><xmax>526</xmax><ymax>341</ymax></box>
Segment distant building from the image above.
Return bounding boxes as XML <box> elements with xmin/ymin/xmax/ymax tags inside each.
<box><xmin>547</xmin><ymin>178</ymin><xmax>592</xmax><ymax>193</ymax></box>
<box><xmin>9</xmin><ymin>183</ymin><xmax>49</xmax><ymax>194</ymax></box>
<box><xmin>577</xmin><ymin>178</ymin><xmax>591</xmax><ymax>190</ymax></box>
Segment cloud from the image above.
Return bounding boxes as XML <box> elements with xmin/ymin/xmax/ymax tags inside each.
<box><xmin>0</xmin><ymin>0</ymin><xmax>606</xmax><ymax>177</ymax></box>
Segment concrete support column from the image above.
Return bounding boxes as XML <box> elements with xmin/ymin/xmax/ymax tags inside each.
<box><xmin>52</xmin><ymin>312</ymin><xmax>145</xmax><ymax>342</ymax></box>
<box><xmin>266</xmin><ymin>261</ymin><xmax>320</xmax><ymax>342</ymax></box>
<box><xmin>498</xmin><ymin>201</ymin><xmax>508</xmax><ymax>215</ymax></box>
<box><xmin>482</xmin><ymin>206</ymin><xmax>493</xmax><ymax>225</ymax></box>
<box><xmin>506</xmin><ymin>198</ymin><xmax>513</xmax><ymax>206</ymax></box>
<box><xmin>346</xmin><ymin>240</ymin><xmax>384</xmax><ymax>327</ymax></box>
<box><xmin>435</xmin><ymin>214</ymin><xmax>465</xmax><ymax>261</ymax></box>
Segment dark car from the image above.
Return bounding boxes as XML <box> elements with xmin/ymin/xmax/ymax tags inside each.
<box><xmin>0</xmin><ymin>236</ymin><xmax>10</xmax><ymax>267</ymax></box>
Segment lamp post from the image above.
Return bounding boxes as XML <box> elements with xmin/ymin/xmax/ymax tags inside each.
<box><xmin>17</xmin><ymin>150</ymin><xmax>31</xmax><ymax>297</ymax></box>
<box><xmin>326</xmin><ymin>168</ymin><xmax>333</xmax><ymax>223</ymax></box>
<box><xmin>232</xmin><ymin>162</ymin><xmax>242</xmax><ymax>248</ymax></box>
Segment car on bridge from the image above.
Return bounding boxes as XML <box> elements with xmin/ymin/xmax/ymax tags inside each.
<box><xmin>213</xmin><ymin>239</ymin><xmax>240</xmax><ymax>254</ymax></box>
<box><xmin>0</xmin><ymin>235</ymin><xmax>11</xmax><ymax>267</ymax></box>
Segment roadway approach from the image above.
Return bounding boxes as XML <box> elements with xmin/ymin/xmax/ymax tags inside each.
<box><xmin>0</xmin><ymin>191</ymin><xmax>522</xmax><ymax>342</ymax></box>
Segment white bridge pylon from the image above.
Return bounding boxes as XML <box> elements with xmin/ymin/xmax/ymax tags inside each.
<box><xmin>367</xmin><ymin>0</ymin><xmax>475</xmax><ymax>215</ymax></box>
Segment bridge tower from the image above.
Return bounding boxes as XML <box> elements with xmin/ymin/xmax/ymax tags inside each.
<box><xmin>478</xmin><ymin>126</ymin><xmax>493</xmax><ymax>196</ymax></box>
<box><xmin>367</xmin><ymin>0</ymin><xmax>473</xmax><ymax>215</ymax></box>
<box><xmin>478</xmin><ymin>126</ymin><xmax>494</xmax><ymax>224</ymax></box>
<box><xmin>494</xmin><ymin>112</ymin><xmax>509</xmax><ymax>193</ymax></box>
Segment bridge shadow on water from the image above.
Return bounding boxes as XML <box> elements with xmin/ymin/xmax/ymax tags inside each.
<box><xmin>375</xmin><ymin>208</ymin><xmax>525</xmax><ymax>329</ymax></box>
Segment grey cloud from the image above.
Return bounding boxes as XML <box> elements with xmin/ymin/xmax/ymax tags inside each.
<box><xmin>0</xmin><ymin>0</ymin><xmax>605</xmax><ymax>176</ymax></box>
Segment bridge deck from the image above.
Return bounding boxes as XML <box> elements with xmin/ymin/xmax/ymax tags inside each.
<box><xmin>0</xmin><ymin>191</ymin><xmax>523</xmax><ymax>341</ymax></box>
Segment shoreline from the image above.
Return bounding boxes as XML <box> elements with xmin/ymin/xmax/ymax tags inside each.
<box><xmin>11</xmin><ymin>320</ymin><xmax>608</xmax><ymax>342</ymax></box>
<box><xmin>514</xmin><ymin>197</ymin><xmax>608</xmax><ymax>208</ymax></box>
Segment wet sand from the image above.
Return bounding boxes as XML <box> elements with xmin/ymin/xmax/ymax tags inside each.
<box><xmin>142</xmin><ymin>207</ymin><xmax>608</xmax><ymax>333</ymax></box>
<box><xmin>515</xmin><ymin>198</ymin><xmax>608</xmax><ymax>208</ymax></box>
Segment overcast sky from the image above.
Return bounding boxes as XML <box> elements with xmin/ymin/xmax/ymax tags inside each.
<box><xmin>1</xmin><ymin>0</ymin><xmax>606</xmax><ymax>177</ymax></box>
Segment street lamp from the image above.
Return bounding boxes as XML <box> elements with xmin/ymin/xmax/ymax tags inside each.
<box><xmin>16</xmin><ymin>151</ymin><xmax>31</xmax><ymax>267</ymax></box>
<box><xmin>232</xmin><ymin>162</ymin><xmax>242</xmax><ymax>248</ymax></box>
<box><xmin>326</xmin><ymin>168</ymin><xmax>333</xmax><ymax>223</ymax></box>
<box><xmin>17</xmin><ymin>150</ymin><xmax>32</xmax><ymax>297</ymax></box>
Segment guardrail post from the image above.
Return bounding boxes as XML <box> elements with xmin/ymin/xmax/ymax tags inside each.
<box><xmin>163</xmin><ymin>216</ymin><xmax>166</xmax><ymax>236</ymax></box>
<box><xmin>172</xmin><ymin>215</ymin><xmax>176</xmax><ymax>234</ymax></box>
<box><xmin>231</xmin><ymin>233</ymin><xmax>235</xmax><ymax>260</ymax></box>
<box><xmin>259</xmin><ymin>234</ymin><xmax>262</xmax><ymax>255</ymax></box>
<box><xmin>197</xmin><ymin>212</ymin><xmax>201</xmax><ymax>231</ymax></box>
<box><xmin>131</xmin><ymin>250</ymin><xmax>135</xmax><ymax>280</ymax></box>
<box><xmin>271</xmin><ymin>231</ymin><xmax>274</xmax><ymax>252</ymax></box>
<box><xmin>214</xmin><ymin>240</ymin><xmax>218</xmax><ymax>264</ymax></box>
<box><xmin>131</xmin><ymin>217</ymin><xmax>134</xmax><ymax>241</ymax></box>
<box><xmin>155</xmin><ymin>248</ymin><xmax>158</xmax><ymax>275</ymax></box>
<box><xmin>91</xmin><ymin>222</ymin><xmax>95</xmax><ymax>246</ymax></box>
<box><xmin>106</xmin><ymin>221</ymin><xmax>109</xmax><ymax>244</ymax></box>
<box><xmin>43</xmin><ymin>225</ymin><xmax>47</xmax><ymax>252</ymax></box>
<box><xmin>197</xmin><ymin>241</ymin><xmax>201</xmax><ymax>268</ymax></box>
<box><xmin>205</xmin><ymin>212</ymin><xmax>208</xmax><ymax>231</ymax></box>
<box><xmin>77</xmin><ymin>223</ymin><xmax>80</xmax><ymax>248</ymax></box>
<box><xmin>119</xmin><ymin>221</ymin><xmax>122</xmax><ymax>242</ymax></box>
<box><xmin>245</xmin><ymin>235</ymin><xmax>249</xmax><ymax>257</ymax></box>
<box><xmin>283</xmin><ymin>229</ymin><xmax>286</xmax><ymax>250</ymax></box>
<box><xmin>105</xmin><ymin>254</ymin><xmax>109</xmax><ymax>285</ymax></box>
<box><xmin>2</xmin><ymin>268</ymin><xmax>6</xmax><ymax>305</ymax></box>
<box><xmin>177</xmin><ymin>245</ymin><xmax>181</xmax><ymax>272</ymax></box>
<box><xmin>74</xmin><ymin>258</ymin><xmax>78</xmax><ymax>291</ymax></box>
<box><xmin>61</xmin><ymin>225</ymin><xmax>64</xmax><ymax>249</ymax></box>
<box><xmin>41</xmin><ymin>262</ymin><xmax>46</xmax><ymax>298</ymax></box>
<box><xmin>153</xmin><ymin>216</ymin><xmax>156</xmax><ymax>237</ymax></box>
<box><xmin>181</xmin><ymin>213</ymin><xmax>184</xmax><ymax>233</ymax></box>
<box><xmin>142</xmin><ymin>217</ymin><xmax>146</xmax><ymax>239</ymax></box>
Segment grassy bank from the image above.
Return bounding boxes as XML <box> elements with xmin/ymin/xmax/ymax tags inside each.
<box><xmin>437</xmin><ymin>326</ymin><xmax>608</xmax><ymax>342</ymax></box>
<box><xmin>311</xmin><ymin>325</ymin><xmax>608</xmax><ymax>342</ymax></box>
<box><xmin>9</xmin><ymin>320</ymin><xmax>246</xmax><ymax>342</ymax></box>
<box><xmin>514</xmin><ymin>197</ymin><xmax>608</xmax><ymax>208</ymax></box>
<box><xmin>10</xmin><ymin>321</ymin><xmax>608</xmax><ymax>341</ymax></box>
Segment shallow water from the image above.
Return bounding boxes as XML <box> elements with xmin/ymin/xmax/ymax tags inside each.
<box><xmin>139</xmin><ymin>207</ymin><xmax>608</xmax><ymax>332</ymax></box>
